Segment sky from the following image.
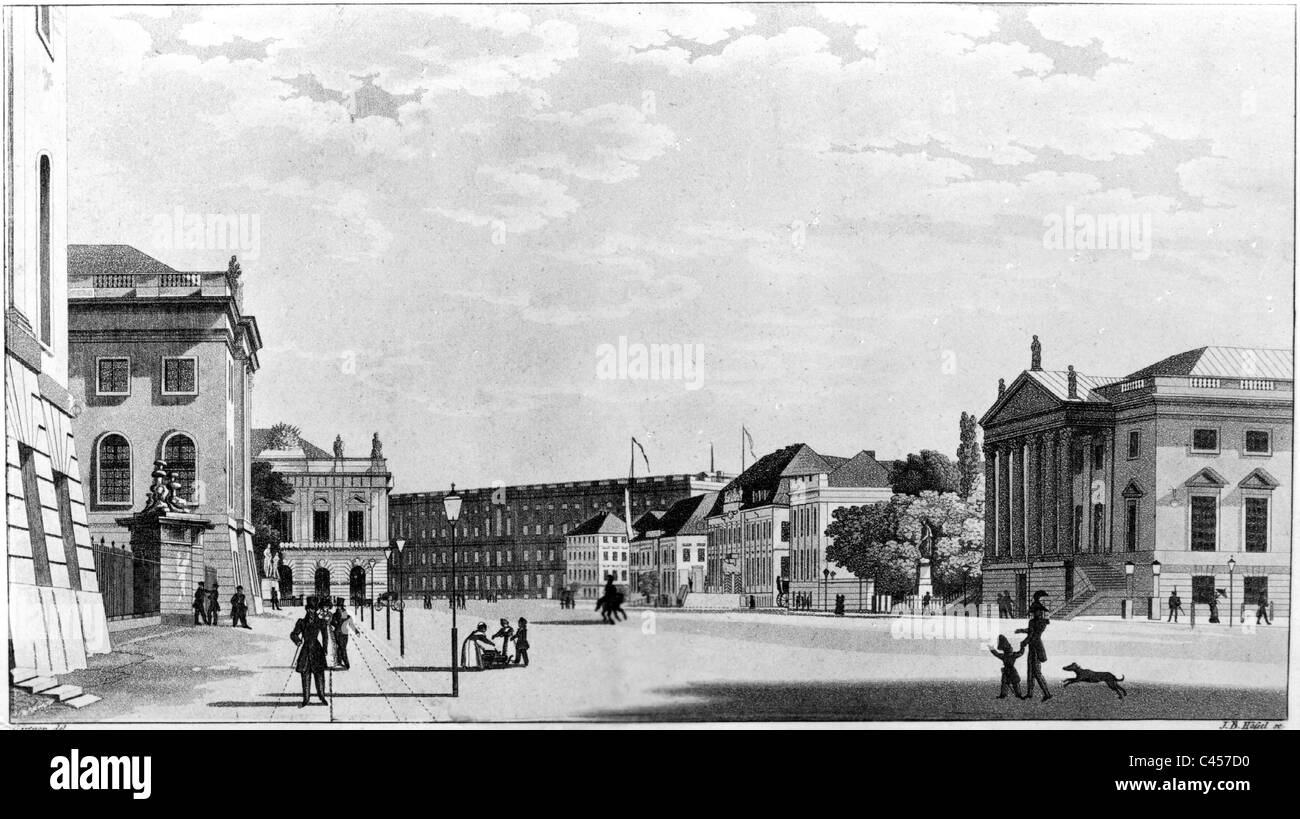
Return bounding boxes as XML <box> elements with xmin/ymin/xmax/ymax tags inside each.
<box><xmin>67</xmin><ymin>3</ymin><xmax>1294</xmax><ymax>492</ymax></box>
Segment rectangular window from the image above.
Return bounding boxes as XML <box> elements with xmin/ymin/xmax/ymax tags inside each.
<box><xmin>313</xmin><ymin>510</ymin><xmax>330</xmax><ymax>542</ymax></box>
<box><xmin>1125</xmin><ymin>499</ymin><xmax>1138</xmax><ymax>552</ymax></box>
<box><xmin>1090</xmin><ymin>503</ymin><xmax>1104</xmax><ymax>550</ymax></box>
<box><xmin>277</xmin><ymin>511</ymin><xmax>293</xmax><ymax>542</ymax></box>
<box><xmin>1127</xmin><ymin>430</ymin><xmax>1140</xmax><ymax>459</ymax></box>
<box><xmin>96</xmin><ymin>357</ymin><xmax>130</xmax><ymax>395</ymax></box>
<box><xmin>1191</xmin><ymin>428</ymin><xmax>1218</xmax><ymax>453</ymax></box>
<box><xmin>1092</xmin><ymin>443</ymin><xmax>1104</xmax><ymax>470</ymax></box>
<box><xmin>54</xmin><ymin>473</ymin><xmax>81</xmax><ymax>591</ymax></box>
<box><xmin>682</xmin><ymin>548</ymin><xmax>690</xmax><ymax>563</ymax></box>
<box><xmin>19</xmin><ymin>445</ymin><xmax>52</xmax><ymax>586</ymax></box>
<box><xmin>347</xmin><ymin>510</ymin><xmax>365</xmax><ymax>542</ymax></box>
<box><xmin>1189</xmin><ymin>496</ymin><xmax>1217</xmax><ymax>551</ymax></box>
<box><xmin>1244</xmin><ymin>497</ymin><xmax>1269</xmax><ymax>552</ymax></box>
<box><xmin>697</xmin><ymin>548</ymin><xmax>705</xmax><ymax>562</ymax></box>
<box><xmin>162</xmin><ymin>357</ymin><xmax>198</xmax><ymax>395</ymax></box>
<box><xmin>1244</xmin><ymin>430</ymin><xmax>1271</xmax><ymax>455</ymax></box>
<box><xmin>1243</xmin><ymin>576</ymin><xmax>1268</xmax><ymax>606</ymax></box>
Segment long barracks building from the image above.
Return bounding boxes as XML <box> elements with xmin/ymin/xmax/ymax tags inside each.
<box><xmin>388</xmin><ymin>472</ymin><xmax>730</xmax><ymax>600</ymax></box>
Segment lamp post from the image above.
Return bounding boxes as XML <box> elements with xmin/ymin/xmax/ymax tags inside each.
<box><xmin>1227</xmin><ymin>556</ymin><xmax>1236</xmax><ymax>628</ymax></box>
<box><xmin>1124</xmin><ymin>560</ymin><xmax>1134</xmax><ymax>620</ymax></box>
<box><xmin>384</xmin><ymin>546</ymin><xmax>393</xmax><ymax>640</ymax></box>
<box><xmin>822</xmin><ymin>568</ymin><xmax>830</xmax><ymax>612</ymax></box>
<box><xmin>395</xmin><ymin>538</ymin><xmax>406</xmax><ymax>656</ymax></box>
<box><xmin>368</xmin><ymin>559</ymin><xmax>376</xmax><ymax>631</ymax></box>
<box><xmin>443</xmin><ymin>484</ymin><xmax>463</xmax><ymax>698</ymax></box>
<box><xmin>1151</xmin><ymin>559</ymin><xmax>1161</xmax><ymax>621</ymax></box>
<box><xmin>830</xmin><ymin>570</ymin><xmax>837</xmax><ymax>612</ymax></box>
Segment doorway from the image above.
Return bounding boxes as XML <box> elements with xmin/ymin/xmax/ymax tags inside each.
<box><xmin>1064</xmin><ymin>561</ymin><xmax>1075</xmax><ymax>602</ymax></box>
<box><xmin>314</xmin><ymin>567</ymin><xmax>331</xmax><ymax>601</ymax></box>
<box><xmin>349</xmin><ymin>565</ymin><xmax>366</xmax><ymax>604</ymax></box>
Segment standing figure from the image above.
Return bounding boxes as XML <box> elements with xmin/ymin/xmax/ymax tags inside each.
<box><xmin>1167</xmin><ymin>589</ymin><xmax>1183</xmax><ymax>623</ymax></box>
<box><xmin>193</xmin><ymin>582</ymin><xmax>209</xmax><ymax>625</ymax></box>
<box><xmin>271</xmin><ymin>586</ymin><xmax>281</xmax><ymax>611</ymax></box>
<box><xmin>290</xmin><ymin>603</ymin><xmax>329</xmax><ymax>707</ymax></box>
<box><xmin>512</xmin><ymin>618</ymin><xmax>530</xmax><ymax>666</ymax></box>
<box><xmin>989</xmin><ymin>634</ymin><xmax>1026</xmax><ymax>700</ymax></box>
<box><xmin>460</xmin><ymin>622</ymin><xmax>496</xmax><ymax>669</ymax></box>
<box><xmin>1015</xmin><ymin>590</ymin><xmax>1052</xmax><ymax>701</ymax></box>
<box><xmin>331</xmin><ymin>598</ymin><xmax>357</xmax><ymax>669</ymax></box>
<box><xmin>231</xmin><ymin>586</ymin><xmax>251</xmax><ymax>629</ymax></box>
<box><xmin>320</xmin><ymin>599</ymin><xmax>339</xmax><ymax>669</ymax></box>
<box><xmin>1256</xmin><ymin>591</ymin><xmax>1272</xmax><ymax>625</ymax></box>
<box><xmin>208</xmin><ymin>582</ymin><xmax>221</xmax><ymax>626</ymax></box>
<box><xmin>492</xmin><ymin>618</ymin><xmax>515</xmax><ymax>662</ymax></box>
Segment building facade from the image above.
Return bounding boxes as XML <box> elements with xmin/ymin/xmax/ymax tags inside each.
<box><xmin>252</xmin><ymin>429</ymin><xmax>391</xmax><ymax>603</ymax></box>
<box><xmin>980</xmin><ymin>339</ymin><xmax>1292</xmax><ymax>620</ymax></box>
<box><xmin>564</xmin><ymin>512</ymin><xmax>629</xmax><ymax>600</ymax></box>
<box><xmin>705</xmin><ymin>444</ymin><xmax>893</xmax><ymax>607</ymax></box>
<box><xmin>631</xmin><ymin>492</ymin><xmax>714</xmax><ymax>604</ymax></box>
<box><xmin>389</xmin><ymin>472</ymin><xmax>729</xmax><ymax>600</ymax></box>
<box><xmin>68</xmin><ymin>245</ymin><xmax>263</xmax><ymax>617</ymax></box>
<box><xmin>5</xmin><ymin>6</ymin><xmax>111</xmax><ymax>674</ymax></box>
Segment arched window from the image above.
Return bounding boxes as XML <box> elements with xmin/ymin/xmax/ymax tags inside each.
<box><xmin>163</xmin><ymin>433</ymin><xmax>196</xmax><ymax>501</ymax></box>
<box><xmin>98</xmin><ymin>434</ymin><xmax>131</xmax><ymax>504</ymax></box>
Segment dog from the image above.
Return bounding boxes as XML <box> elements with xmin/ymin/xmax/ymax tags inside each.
<box><xmin>1062</xmin><ymin>662</ymin><xmax>1127</xmax><ymax>699</ymax></box>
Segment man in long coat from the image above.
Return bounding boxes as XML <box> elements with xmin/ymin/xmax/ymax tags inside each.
<box><xmin>193</xmin><ymin>582</ymin><xmax>209</xmax><ymax>625</ymax></box>
<box><xmin>1016</xmin><ymin>590</ymin><xmax>1052</xmax><ymax>701</ymax></box>
<box><xmin>290</xmin><ymin>603</ymin><xmax>329</xmax><ymax>707</ymax></box>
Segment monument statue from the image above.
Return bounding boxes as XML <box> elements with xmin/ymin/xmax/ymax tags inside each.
<box><xmin>263</xmin><ymin>548</ymin><xmax>275</xmax><ymax>579</ymax></box>
<box><xmin>140</xmin><ymin>460</ymin><xmax>195</xmax><ymax>514</ymax></box>
<box><xmin>370</xmin><ymin>432</ymin><xmax>383</xmax><ymax>460</ymax></box>
<box><xmin>333</xmin><ymin>435</ymin><xmax>344</xmax><ymax>459</ymax></box>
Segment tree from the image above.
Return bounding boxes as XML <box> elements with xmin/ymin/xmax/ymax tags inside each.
<box><xmin>824</xmin><ymin>500</ymin><xmax>915</xmax><ymax>598</ymax></box>
<box><xmin>637</xmin><ymin>570</ymin><xmax>659</xmax><ymax>602</ymax></box>
<box><xmin>957</xmin><ymin>412</ymin><xmax>981</xmax><ymax>499</ymax></box>
<box><xmin>265</xmin><ymin>422</ymin><xmax>301</xmax><ymax>451</ymax></box>
<box><xmin>251</xmin><ymin>459</ymin><xmax>294</xmax><ymax>577</ymax></box>
<box><xmin>890</xmin><ymin>450</ymin><xmax>960</xmax><ymax>496</ymax></box>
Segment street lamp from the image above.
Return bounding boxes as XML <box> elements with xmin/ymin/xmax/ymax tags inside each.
<box><xmin>384</xmin><ymin>546</ymin><xmax>393</xmax><ymax>640</ymax></box>
<box><xmin>1151</xmin><ymin>559</ymin><xmax>1161</xmax><ymax>621</ymax></box>
<box><xmin>443</xmin><ymin>483</ymin><xmax>463</xmax><ymax>698</ymax></box>
<box><xmin>822</xmin><ymin>568</ymin><xmax>830</xmax><ymax>612</ymax></box>
<box><xmin>395</xmin><ymin>538</ymin><xmax>406</xmax><ymax>656</ymax></box>
<box><xmin>1124</xmin><ymin>561</ymin><xmax>1134</xmax><ymax>620</ymax></box>
<box><xmin>367</xmin><ymin>559</ymin><xmax>376</xmax><ymax>631</ymax></box>
<box><xmin>1227</xmin><ymin>556</ymin><xmax>1236</xmax><ymax>628</ymax></box>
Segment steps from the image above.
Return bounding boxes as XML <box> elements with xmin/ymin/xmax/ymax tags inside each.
<box><xmin>1053</xmin><ymin>558</ymin><xmax>1130</xmax><ymax>619</ymax></box>
<box><xmin>10</xmin><ymin>666</ymin><xmax>101</xmax><ymax>710</ymax></box>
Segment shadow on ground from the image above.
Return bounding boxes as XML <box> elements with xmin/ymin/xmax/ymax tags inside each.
<box><xmin>584</xmin><ymin>679</ymin><xmax>1287</xmax><ymax>722</ymax></box>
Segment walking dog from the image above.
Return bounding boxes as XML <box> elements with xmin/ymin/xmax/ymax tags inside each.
<box><xmin>1062</xmin><ymin>662</ymin><xmax>1127</xmax><ymax>698</ymax></box>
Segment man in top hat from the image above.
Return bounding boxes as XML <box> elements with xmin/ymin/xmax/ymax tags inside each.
<box><xmin>1016</xmin><ymin>590</ymin><xmax>1053</xmax><ymax>701</ymax></box>
<box><xmin>193</xmin><ymin>582</ymin><xmax>209</xmax><ymax>625</ymax></box>
<box><xmin>290</xmin><ymin>601</ymin><xmax>329</xmax><ymax>707</ymax></box>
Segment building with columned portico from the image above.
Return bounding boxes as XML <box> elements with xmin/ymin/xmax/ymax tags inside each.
<box><xmin>980</xmin><ymin>337</ymin><xmax>1291</xmax><ymax>620</ymax></box>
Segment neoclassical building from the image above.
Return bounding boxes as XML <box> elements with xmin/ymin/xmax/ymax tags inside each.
<box><xmin>5</xmin><ymin>6</ymin><xmax>110</xmax><ymax>674</ymax></box>
<box><xmin>68</xmin><ymin>245</ymin><xmax>263</xmax><ymax>620</ymax></box>
<box><xmin>981</xmin><ymin>338</ymin><xmax>1292</xmax><ymax>620</ymax></box>
<box><xmin>252</xmin><ymin>429</ymin><xmax>391</xmax><ymax>603</ymax></box>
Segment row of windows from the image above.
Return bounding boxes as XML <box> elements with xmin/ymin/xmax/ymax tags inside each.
<box><xmin>403</xmin><ymin>574</ymin><xmax>558</xmax><ymax>591</ymax></box>
<box><xmin>95</xmin><ymin>356</ymin><xmax>198</xmax><ymax>396</ymax></box>
<box><xmin>1070</xmin><ymin>495</ymin><xmax>1271</xmax><ymax>553</ymax></box>
<box><xmin>401</xmin><ymin>548</ymin><xmax>559</xmax><ymax>566</ymax></box>
<box><xmin>96</xmin><ymin>433</ymin><xmax>194</xmax><ymax>505</ymax></box>
<box><xmin>633</xmin><ymin>548</ymin><xmax>706</xmax><ymax>566</ymax></box>
<box><xmin>1065</xmin><ymin>428</ymin><xmax>1275</xmax><ymax>475</ymax></box>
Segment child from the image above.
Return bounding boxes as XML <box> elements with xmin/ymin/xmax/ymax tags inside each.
<box><xmin>512</xmin><ymin>617</ymin><xmax>529</xmax><ymax>666</ymax></box>
<box><xmin>989</xmin><ymin>634</ymin><xmax>1026</xmax><ymax>700</ymax></box>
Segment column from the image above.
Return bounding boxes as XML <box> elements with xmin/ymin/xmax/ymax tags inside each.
<box><xmin>983</xmin><ymin>444</ymin><xmax>997</xmax><ymax>560</ymax></box>
<box><xmin>1010</xmin><ymin>440</ymin><xmax>1025</xmax><ymax>557</ymax></box>
<box><xmin>1102</xmin><ymin>428</ymin><xmax>1115</xmax><ymax>554</ymax></box>
<box><xmin>997</xmin><ymin>444</ymin><xmax>1011</xmax><ymax>559</ymax></box>
<box><xmin>1028</xmin><ymin>435</ymin><xmax>1042</xmax><ymax>556</ymax></box>
<box><xmin>1058</xmin><ymin>429</ymin><xmax>1074</xmax><ymax>553</ymax></box>
<box><xmin>1043</xmin><ymin>431</ymin><xmax>1058</xmax><ymax>556</ymax></box>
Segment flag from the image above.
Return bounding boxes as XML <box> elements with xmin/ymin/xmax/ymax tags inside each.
<box><xmin>631</xmin><ymin>437</ymin><xmax>651</xmax><ymax>474</ymax></box>
<box><xmin>742</xmin><ymin>426</ymin><xmax>757</xmax><ymax>460</ymax></box>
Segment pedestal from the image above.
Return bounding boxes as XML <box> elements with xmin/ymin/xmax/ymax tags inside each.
<box><xmin>916</xmin><ymin>559</ymin><xmax>933</xmax><ymax>601</ymax></box>
<box><xmin>118</xmin><ymin>510</ymin><xmax>216</xmax><ymax>621</ymax></box>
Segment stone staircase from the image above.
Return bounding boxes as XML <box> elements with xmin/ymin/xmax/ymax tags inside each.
<box><xmin>1054</xmin><ymin>557</ymin><xmax>1130</xmax><ymax>619</ymax></box>
<box><xmin>10</xmin><ymin>667</ymin><xmax>101</xmax><ymax>710</ymax></box>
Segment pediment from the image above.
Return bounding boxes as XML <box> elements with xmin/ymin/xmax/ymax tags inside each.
<box><xmin>1185</xmin><ymin>467</ymin><xmax>1228</xmax><ymax>488</ymax></box>
<box><xmin>982</xmin><ymin>376</ymin><xmax>1059</xmax><ymax>428</ymax></box>
<box><xmin>1121</xmin><ymin>480</ymin><xmax>1146</xmax><ymax>498</ymax></box>
<box><xmin>1238</xmin><ymin>468</ymin><xmax>1279</xmax><ymax>490</ymax></box>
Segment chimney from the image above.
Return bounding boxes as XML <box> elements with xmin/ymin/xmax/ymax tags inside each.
<box><xmin>864</xmin><ymin>450</ymin><xmax>875</xmax><ymax>459</ymax></box>
<box><xmin>998</xmin><ymin>378</ymin><xmax>1006</xmax><ymax>398</ymax></box>
<box><xmin>1031</xmin><ymin>335</ymin><xmax>1042</xmax><ymax>371</ymax></box>
<box><xmin>1067</xmin><ymin>365</ymin><xmax>1078</xmax><ymax>399</ymax></box>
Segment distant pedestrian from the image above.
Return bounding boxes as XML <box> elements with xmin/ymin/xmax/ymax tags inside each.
<box><xmin>922</xmin><ymin>591</ymin><xmax>932</xmax><ymax>614</ymax></box>
<box><xmin>270</xmin><ymin>586</ymin><xmax>281</xmax><ymax>611</ymax></box>
<box><xmin>331</xmin><ymin>598</ymin><xmax>357</xmax><ymax>669</ymax></box>
<box><xmin>193</xmin><ymin>582</ymin><xmax>209</xmax><ymax>625</ymax></box>
<box><xmin>230</xmin><ymin>586</ymin><xmax>251</xmax><ymax>629</ymax></box>
<box><xmin>748</xmin><ymin>595</ymin><xmax>756</xmax><ymax>610</ymax></box>
<box><xmin>1256</xmin><ymin>592</ymin><xmax>1272</xmax><ymax>625</ymax></box>
<box><xmin>208</xmin><ymin>582</ymin><xmax>221</xmax><ymax>626</ymax></box>
<box><xmin>1167</xmin><ymin>590</ymin><xmax>1183</xmax><ymax>623</ymax></box>
<box><xmin>834</xmin><ymin>594</ymin><xmax>845</xmax><ymax>616</ymax></box>
<box><xmin>512</xmin><ymin>618</ymin><xmax>530</xmax><ymax>666</ymax></box>
<box><xmin>1209</xmin><ymin>590</ymin><xmax>1222</xmax><ymax>624</ymax></box>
